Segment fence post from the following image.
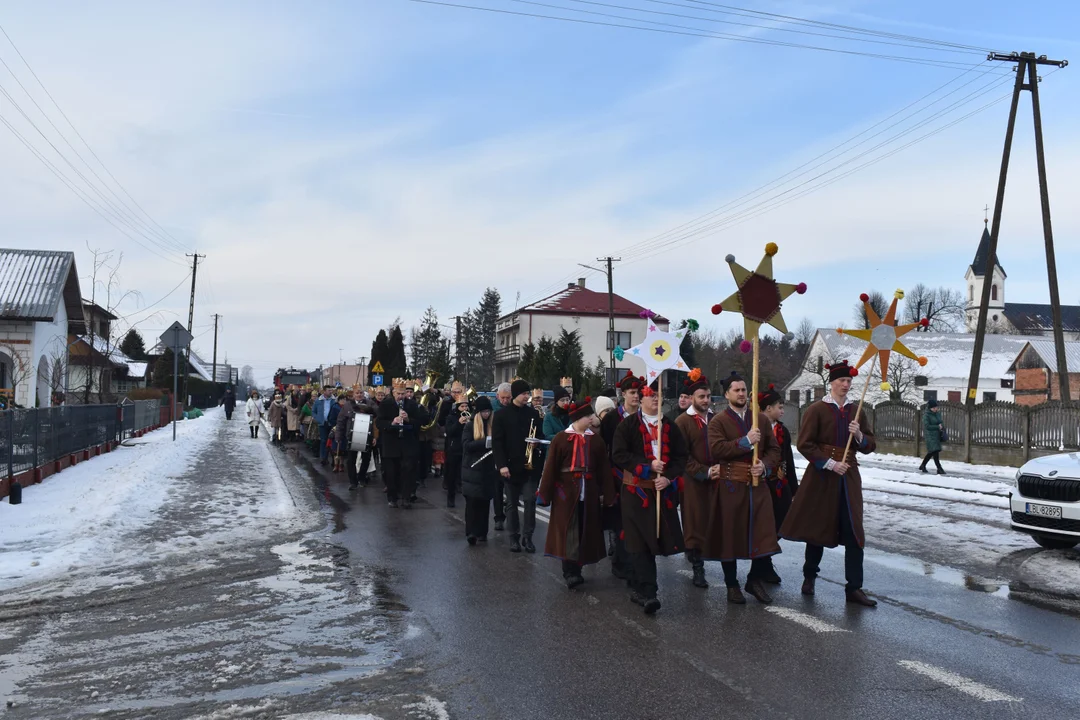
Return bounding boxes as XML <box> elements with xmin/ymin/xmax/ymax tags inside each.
<box><xmin>6</xmin><ymin>412</ymin><xmax>13</xmax><ymax>480</ymax></box>
<box><xmin>964</xmin><ymin>404</ymin><xmax>972</xmax><ymax>464</ymax></box>
<box><xmin>33</xmin><ymin>408</ymin><xmax>40</xmax><ymax>476</ymax></box>
<box><xmin>1023</xmin><ymin>408</ymin><xmax>1032</xmax><ymax>462</ymax></box>
<box><xmin>913</xmin><ymin>404</ymin><xmax>921</xmax><ymax>457</ymax></box>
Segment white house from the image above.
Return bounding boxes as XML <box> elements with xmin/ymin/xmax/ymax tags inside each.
<box><xmin>494</xmin><ymin>277</ymin><xmax>669</xmax><ymax>386</ymax></box>
<box><xmin>785</xmin><ymin>329</ymin><xmax>1031</xmax><ymax>406</ymax></box>
<box><xmin>0</xmin><ymin>249</ymin><xmax>84</xmax><ymax>408</ymax></box>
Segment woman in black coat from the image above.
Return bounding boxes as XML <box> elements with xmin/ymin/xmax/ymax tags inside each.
<box><xmin>461</xmin><ymin>397</ymin><xmax>497</xmax><ymax>545</ymax></box>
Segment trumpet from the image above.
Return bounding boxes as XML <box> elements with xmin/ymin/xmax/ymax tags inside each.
<box><xmin>524</xmin><ymin>418</ymin><xmax>537</xmax><ymax>470</ymax></box>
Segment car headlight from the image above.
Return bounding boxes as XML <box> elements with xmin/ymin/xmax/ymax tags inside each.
<box><xmin>1012</xmin><ymin>469</ymin><xmax>1022</xmax><ymax>487</ymax></box>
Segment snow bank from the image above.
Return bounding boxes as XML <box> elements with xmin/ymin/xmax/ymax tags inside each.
<box><xmin>0</xmin><ymin>412</ymin><xmax>217</xmax><ymax>590</ymax></box>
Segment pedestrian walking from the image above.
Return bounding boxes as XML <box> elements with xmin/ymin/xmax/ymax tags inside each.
<box><xmin>313</xmin><ymin>386</ymin><xmax>336</xmax><ymax>466</ymax></box>
<box><xmin>461</xmin><ymin>396</ymin><xmax>497</xmax><ymax>544</ymax></box>
<box><xmin>245</xmin><ymin>390</ymin><xmax>264</xmax><ymax>438</ymax></box>
<box><xmin>222</xmin><ymin>387</ymin><xmax>236</xmax><ymax>420</ymax></box>
<box><xmin>268</xmin><ymin>392</ymin><xmax>285</xmax><ymax>445</ymax></box>
<box><xmin>491</xmin><ymin>379</ymin><xmax>542</xmax><ymax>554</ymax></box>
<box><xmin>920</xmin><ymin>399</ymin><xmax>947</xmax><ymax>475</ymax></box>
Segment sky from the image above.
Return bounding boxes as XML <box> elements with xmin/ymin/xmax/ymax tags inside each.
<box><xmin>1</xmin><ymin>0</ymin><xmax>1078</xmax><ymax>386</ymax></box>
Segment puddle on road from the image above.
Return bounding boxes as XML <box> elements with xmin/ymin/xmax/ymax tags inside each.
<box><xmin>867</xmin><ymin>548</ymin><xmax>1011</xmax><ymax>598</ymax></box>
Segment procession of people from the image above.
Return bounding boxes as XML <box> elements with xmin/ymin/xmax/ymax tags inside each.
<box><xmin>242</xmin><ymin>359</ymin><xmax>879</xmax><ymax>615</ymax></box>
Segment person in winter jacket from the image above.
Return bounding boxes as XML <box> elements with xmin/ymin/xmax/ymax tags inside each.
<box><xmin>920</xmin><ymin>398</ymin><xmax>946</xmax><ymax>475</ymax></box>
<box><xmin>443</xmin><ymin>394</ymin><xmax>470</xmax><ymax>508</ymax></box>
<box><xmin>327</xmin><ymin>394</ymin><xmax>344</xmax><ymax>466</ymax></box>
<box><xmin>285</xmin><ymin>390</ymin><xmax>301</xmax><ymax>442</ymax></box>
<box><xmin>542</xmin><ymin>386</ymin><xmax>571</xmax><ymax>439</ymax></box>
<box><xmin>462</xmin><ymin>397</ymin><xmax>497</xmax><ymax>544</ymax></box>
<box><xmin>245</xmin><ymin>391</ymin><xmax>264</xmax><ymax>438</ymax></box>
<box><xmin>313</xmin><ymin>386</ymin><xmax>337</xmax><ymax>466</ymax></box>
<box><xmin>222</xmin><ymin>388</ymin><xmax>236</xmax><ymax>420</ymax></box>
<box><xmin>267</xmin><ymin>392</ymin><xmax>285</xmax><ymax>445</ymax></box>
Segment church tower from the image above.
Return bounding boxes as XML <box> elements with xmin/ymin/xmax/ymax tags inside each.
<box><xmin>964</xmin><ymin>219</ymin><xmax>1007</xmax><ymax>332</ymax></box>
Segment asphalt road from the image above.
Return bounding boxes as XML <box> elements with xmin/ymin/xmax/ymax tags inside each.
<box><xmin>297</xmin><ymin>448</ymin><xmax>1080</xmax><ymax>720</ymax></box>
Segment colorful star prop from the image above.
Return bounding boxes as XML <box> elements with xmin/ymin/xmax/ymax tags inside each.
<box><xmin>711</xmin><ymin>243</ymin><xmax>807</xmax><ymax>350</ymax></box>
<box><xmin>614</xmin><ymin>310</ymin><xmax>689</xmax><ymax>382</ymax></box>
<box><xmin>838</xmin><ymin>289</ymin><xmax>929</xmax><ymax>391</ymax></box>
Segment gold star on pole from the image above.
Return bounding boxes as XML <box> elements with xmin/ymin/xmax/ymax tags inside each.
<box><xmin>711</xmin><ymin>243</ymin><xmax>807</xmax><ymax>346</ymax></box>
<box><xmin>838</xmin><ymin>290</ymin><xmax>928</xmax><ymax>391</ymax></box>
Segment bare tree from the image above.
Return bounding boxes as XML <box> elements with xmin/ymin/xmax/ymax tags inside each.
<box><xmin>874</xmin><ymin>355</ymin><xmax>930</xmax><ymax>403</ymax></box>
<box><xmin>793</xmin><ymin>317</ymin><xmax>816</xmax><ymax>348</ymax></box>
<box><xmin>904</xmin><ymin>284</ymin><xmax>965</xmax><ymax>332</ymax></box>
<box><xmin>0</xmin><ymin>341</ymin><xmax>33</xmax><ymax>407</ymax></box>
<box><xmin>852</xmin><ymin>291</ymin><xmax>888</xmax><ymax>330</ymax></box>
<box><xmin>78</xmin><ymin>247</ymin><xmax>140</xmax><ymax>404</ymax></box>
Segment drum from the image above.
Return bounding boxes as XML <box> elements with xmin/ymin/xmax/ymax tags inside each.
<box><xmin>348</xmin><ymin>413</ymin><xmax>374</xmax><ymax>453</ymax></box>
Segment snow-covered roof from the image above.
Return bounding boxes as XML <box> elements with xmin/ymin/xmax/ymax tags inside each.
<box><xmin>146</xmin><ymin>339</ymin><xmax>212</xmax><ymax>381</ymax></box>
<box><xmin>125</xmin><ymin>361</ymin><xmax>149</xmax><ymax>378</ymax></box>
<box><xmin>818</xmin><ymin>329</ymin><xmax>1030</xmax><ymax>379</ymax></box>
<box><xmin>1007</xmin><ymin>339</ymin><xmax>1080</xmax><ymax>374</ymax></box>
<box><xmin>0</xmin><ymin>249</ymin><xmax>83</xmax><ymax>327</ymax></box>
<box><xmin>81</xmin><ymin>335</ymin><xmax>134</xmax><ymax>367</ymax></box>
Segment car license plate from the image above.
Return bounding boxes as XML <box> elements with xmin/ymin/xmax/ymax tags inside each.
<box><xmin>1025</xmin><ymin>502</ymin><xmax>1062</xmax><ymax>519</ymax></box>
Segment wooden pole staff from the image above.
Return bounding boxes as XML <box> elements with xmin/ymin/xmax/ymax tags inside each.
<box><xmin>842</xmin><ymin>354</ymin><xmax>879</xmax><ymax>462</ymax></box>
<box><xmin>655</xmin><ymin>373</ymin><xmax>663</xmax><ymax>538</ymax></box>
<box><xmin>750</xmin><ymin>336</ymin><xmax>760</xmax><ymax>487</ymax></box>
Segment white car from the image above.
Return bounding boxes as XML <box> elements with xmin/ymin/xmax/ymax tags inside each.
<box><xmin>1010</xmin><ymin>453</ymin><xmax>1080</xmax><ymax>550</ymax></box>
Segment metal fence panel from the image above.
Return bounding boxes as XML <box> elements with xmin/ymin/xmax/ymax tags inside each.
<box><xmin>970</xmin><ymin>401</ymin><xmax>1025</xmax><ymax>447</ymax></box>
<box><xmin>2</xmin><ymin>404</ymin><xmax>122</xmax><ymax>477</ymax></box>
<box><xmin>1029</xmin><ymin>401</ymin><xmax>1080</xmax><ymax>450</ymax></box>
<box><xmin>873</xmin><ymin>401</ymin><xmax>917</xmax><ymax>441</ymax></box>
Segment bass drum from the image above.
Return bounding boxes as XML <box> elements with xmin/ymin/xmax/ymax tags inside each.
<box><xmin>348</xmin><ymin>413</ymin><xmax>374</xmax><ymax>453</ymax></box>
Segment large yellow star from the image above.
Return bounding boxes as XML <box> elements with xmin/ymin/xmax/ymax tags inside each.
<box><xmin>839</xmin><ymin>290</ymin><xmax>928</xmax><ymax>390</ymax></box>
<box><xmin>711</xmin><ymin>243</ymin><xmax>807</xmax><ymax>344</ymax></box>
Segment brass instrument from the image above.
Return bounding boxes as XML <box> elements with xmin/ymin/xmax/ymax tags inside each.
<box><xmin>420</xmin><ymin>394</ymin><xmax>444</xmax><ymax>432</ymax></box>
<box><xmin>524</xmin><ymin>418</ymin><xmax>537</xmax><ymax>470</ymax></box>
<box><xmin>465</xmin><ymin>385</ymin><xmax>478</xmax><ymax>402</ymax></box>
<box><xmin>418</xmin><ymin>370</ymin><xmax>442</xmax><ymax>407</ymax></box>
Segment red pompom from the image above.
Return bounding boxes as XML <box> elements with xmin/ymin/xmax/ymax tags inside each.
<box><xmin>859</xmin><ymin>293</ymin><xmax>870</xmax><ymax>303</ymax></box>
<box><xmin>796</xmin><ymin>282</ymin><xmax>807</xmax><ymax>294</ymax></box>
<box><xmin>920</xmin><ymin>318</ymin><xmax>930</xmax><ymax>328</ymax></box>
<box><xmin>825</xmin><ymin>363</ymin><xmax>832</xmax><ymax>370</ymax></box>
<box><xmin>711</xmin><ymin>304</ymin><xmax>723</xmax><ymax>315</ymax></box>
<box><xmin>850</xmin><ymin>367</ymin><xmax>859</xmax><ymax>378</ymax></box>
<box><xmin>768</xmin><ymin>383</ymin><xmax>775</xmax><ymax>390</ymax></box>
<box><xmin>584</xmin><ymin>396</ymin><xmax>592</xmax><ymax>404</ymax></box>
<box><xmin>739</xmin><ymin>340</ymin><xmax>752</xmax><ymax>353</ymax></box>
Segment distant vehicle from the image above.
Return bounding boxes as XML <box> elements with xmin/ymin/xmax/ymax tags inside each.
<box><xmin>1010</xmin><ymin>453</ymin><xmax>1080</xmax><ymax>550</ymax></box>
<box><xmin>274</xmin><ymin>368</ymin><xmax>311</xmax><ymax>392</ymax></box>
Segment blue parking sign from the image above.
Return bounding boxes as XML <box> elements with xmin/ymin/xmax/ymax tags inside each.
<box><xmin>372</xmin><ymin>374</ymin><xmax>384</xmax><ymax>386</ymax></box>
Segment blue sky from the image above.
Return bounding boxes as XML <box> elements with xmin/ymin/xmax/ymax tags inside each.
<box><xmin>1</xmin><ymin>1</ymin><xmax>1078</xmax><ymax>384</ymax></box>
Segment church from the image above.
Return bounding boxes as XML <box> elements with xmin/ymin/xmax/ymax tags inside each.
<box><xmin>964</xmin><ymin>220</ymin><xmax>1080</xmax><ymax>341</ymax></box>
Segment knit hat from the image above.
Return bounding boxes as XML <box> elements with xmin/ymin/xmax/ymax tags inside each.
<box><xmin>683</xmin><ymin>367</ymin><xmax>710</xmax><ymax>396</ymax></box>
<box><xmin>757</xmin><ymin>383</ymin><xmax>782</xmax><ymax>410</ymax></box>
<box><xmin>568</xmin><ymin>396</ymin><xmax>595</xmax><ymax>422</ymax></box>
<box><xmin>719</xmin><ymin>371</ymin><xmax>744</xmax><ymax>393</ymax></box>
<box><xmin>510</xmin><ymin>379</ymin><xmax>531</xmax><ymax>398</ymax></box>
<box><xmin>618</xmin><ymin>370</ymin><xmax>643</xmax><ymax>392</ymax></box>
<box><xmin>927</xmin><ymin>397</ymin><xmax>939</xmax><ymax>409</ymax></box>
<box><xmin>599</xmin><ymin>387</ymin><xmax>617</xmax><ymax>398</ymax></box>
<box><xmin>826</xmin><ymin>360</ymin><xmax>859</xmax><ymax>382</ymax></box>
<box><xmin>594</xmin><ymin>396</ymin><xmax>616</xmax><ymax>416</ymax></box>
<box><xmin>474</xmin><ymin>396</ymin><xmax>492</xmax><ymax>413</ymax></box>
<box><xmin>552</xmin><ymin>386</ymin><xmax>570</xmax><ymax>403</ymax></box>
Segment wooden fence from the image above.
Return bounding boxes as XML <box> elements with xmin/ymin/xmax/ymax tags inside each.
<box><xmin>776</xmin><ymin>399</ymin><xmax>1080</xmax><ymax>466</ymax></box>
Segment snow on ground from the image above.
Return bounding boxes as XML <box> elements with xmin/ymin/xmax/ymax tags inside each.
<box><xmin>1016</xmin><ymin>550</ymin><xmax>1080</xmax><ymax>596</ymax></box>
<box><xmin>0</xmin><ymin>407</ymin><xmax>318</xmax><ymax>594</ymax></box>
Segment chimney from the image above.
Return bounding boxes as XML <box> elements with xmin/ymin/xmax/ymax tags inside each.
<box><xmin>577</xmin><ymin>277</ymin><xmax>586</xmax><ymax>288</ymax></box>
<box><xmin>567</xmin><ymin>282</ymin><xmax>575</xmax><ymax>289</ymax></box>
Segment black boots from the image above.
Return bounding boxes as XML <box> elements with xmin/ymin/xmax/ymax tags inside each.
<box><xmin>846</xmin><ymin>589</ymin><xmax>878</xmax><ymax>607</ymax></box>
<box><xmin>249</xmin><ymin>426</ymin><xmax>255</xmax><ymax>438</ymax></box>
<box><xmin>744</xmin><ymin>579</ymin><xmax>774</xmax><ymax>604</ymax></box>
<box><xmin>521</xmin><ymin>535</ymin><xmax>536</xmax><ymax>554</ymax></box>
<box><xmin>801</xmin><ymin>577</ymin><xmax>816</xmax><ymax>596</ymax></box>
<box><xmin>687</xmin><ymin>550</ymin><xmax>708</xmax><ymax>588</ymax></box>
<box><xmin>509</xmin><ymin>535</ymin><xmax>522</xmax><ymax>553</ymax></box>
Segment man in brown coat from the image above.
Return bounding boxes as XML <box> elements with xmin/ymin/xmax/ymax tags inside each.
<box><xmin>537</xmin><ymin>397</ymin><xmax>616</xmax><ymax>589</ymax></box>
<box><xmin>673</xmin><ymin>370</ymin><xmax>714</xmax><ymax>590</ymax></box>
<box><xmin>612</xmin><ymin>378</ymin><xmax>688</xmax><ymax>615</ymax></box>
<box><xmin>780</xmin><ymin>360</ymin><xmax>878</xmax><ymax>607</ymax></box>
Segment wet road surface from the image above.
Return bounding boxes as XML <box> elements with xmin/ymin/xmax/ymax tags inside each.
<box><xmin>293</xmin><ymin>445</ymin><xmax>1080</xmax><ymax>720</ymax></box>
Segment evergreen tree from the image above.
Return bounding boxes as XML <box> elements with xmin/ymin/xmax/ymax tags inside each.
<box><xmin>369</xmin><ymin>329</ymin><xmax>390</xmax><ymax>384</ymax></box>
<box><xmin>430</xmin><ymin>338</ymin><xmax>453</xmax><ymax>381</ymax></box>
<box><xmin>517</xmin><ymin>342</ymin><xmax>537</xmax><ymax>385</ymax></box>
<box><xmin>554</xmin><ymin>328</ymin><xmax>584</xmax><ymax>387</ymax></box>
<box><xmin>579</xmin><ymin>357</ymin><xmax>607</xmax><ymax>399</ymax></box>
<box><xmin>119</xmin><ymin>329</ymin><xmax>146</xmax><ymax>361</ymax></box>
<box><xmin>476</xmin><ymin>288</ymin><xmax>501</xmax><ymax>387</ymax></box>
<box><xmin>410</xmin><ymin>306</ymin><xmax>451</xmax><ymax>379</ymax></box>
<box><xmin>152</xmin><ymin>348</ymin><xmax>188</xmax><ymax>389</ymax></box>
<box><xmin>533</xmin><ymin>334</ymin><xmax>557</xmax><ymax>390</ymax></box>
<box><xmin>386</xmin><ymin>324</ymin><xmax>408</xmax><ymax>380</ymax></box>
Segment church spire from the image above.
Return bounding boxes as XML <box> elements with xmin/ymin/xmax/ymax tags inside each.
<box><xmin>970</xmin><ymin>217</ymin><xmax>1006</xmax><ymax>278</ymax></box>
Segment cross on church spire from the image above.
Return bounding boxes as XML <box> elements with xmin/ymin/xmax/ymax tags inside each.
<box><xmin>984</xmin><ymin>204</ymin><xmax>990</xmax><ymax>224</ymax></box>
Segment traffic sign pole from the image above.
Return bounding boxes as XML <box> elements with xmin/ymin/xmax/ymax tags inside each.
<box><xmin>172</xmin><ymin>328</ymin><xmax>179</xmax><ymax>441</ymax></box>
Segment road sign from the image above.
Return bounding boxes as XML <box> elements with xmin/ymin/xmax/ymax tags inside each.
<box><xmin>372</xmin><ymin>374</ymin><xmax>384</xmax><ymax>386</ymax></box>
<box><xmin>371</xmin><ymin>361</ymin><xmax>385</xmax><ymax>374</ymax></box>
<box><xmin>159</xmin><ymin>321</ymin><xmax>193</xmax><ymax>351</ymax></box>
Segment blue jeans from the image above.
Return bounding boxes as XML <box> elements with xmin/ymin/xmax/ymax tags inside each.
<box><xmin>319</xmin><ymin>425</ymin><xmax>332</xmax><ymax>461</ymax></box>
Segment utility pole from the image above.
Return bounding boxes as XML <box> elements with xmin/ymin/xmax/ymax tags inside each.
<box><xmin>582</xmin><ymin>257</ymin><xmax>621</xmax><ymax>385</ymax></box>
<box><xmin>211</xmin><ymin>313</ymin><xmax>221</xmax><ymax>392</ymax></box>
<box><xmin>182</xmin><ymin>253</ymin><xmax>205</xmax><ymax>407</ymax></box>
<box><xmin>451</xmin><ymin>315</ymin><xmax>464</xmax><ymax>380</ymax></box>
<box><xmin>966</xmin><ymin>52</ymin><xmax>1070</xmax><ymax>410</ymax></box>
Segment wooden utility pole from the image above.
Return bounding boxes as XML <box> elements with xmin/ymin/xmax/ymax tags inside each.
<box><xmin>182</xmin><ymin>253</ymin><xmax>204</xmax><ymax>406</ymax></box>
<box><xmin>450</xmin><ymin>314</ymin><xmax>464</xmax><ymax>380</ymax></box>
<box><xmin>211</xmin><ymin>313</ymin><xmax>221</xmax><ymax>391</ymax></box>
<box><xmin>966</xmin><ymin>52</ymin><xmax>1070</xmax><ymax>408</ymax></box>
<box><xmin>581</xmin><ymin>258</ymin><xmax>621</xmax><ymax>385</ymax></box>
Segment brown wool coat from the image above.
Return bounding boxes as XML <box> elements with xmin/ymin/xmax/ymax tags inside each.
<box><xmin>779</xmin><ymin>399</ymin><xmax>876</xmax><ymax>548</ymax></box>
<box><xmin>268</xmin><ymin>400</ymin><xmax>285</xmax><ymax>429</ymax></box>
<box><xmin>537</xmin><ymin>431</ymin><xmax>616</xmax><ymax>565</ymax></box>
<box><xmin>674</xmin><ymin>410</ymin><xmax>714</xmax><ymax>552</ymax></box>
<box><xmin>611</xmin><ymin>414</ymin><xmax>688</xmax><ymax>557</ymax></box>
<box><xmin>705</xmin><ymin>408</ymin><xmax>782</xmax><ymax>561</ymax></box>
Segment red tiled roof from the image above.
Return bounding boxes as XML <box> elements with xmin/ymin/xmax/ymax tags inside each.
<box><xmin>517</xmin><ymin>285</ymin><xmax>669</xmax><ymax>323</ymax></box>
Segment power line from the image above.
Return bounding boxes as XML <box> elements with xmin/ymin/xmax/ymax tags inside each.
<box><xmin>406</xmin><ymin>0</ymin><xmax>989</xmax><ymax>70</ymax></box>
<box><xmin>0</xmin><ymin>23</ymin><xmax>193</xmax><ymax>254</ymax></box>
<box><xmin>116</xmin><ymin>272</ymin><xmax>193</xmax><ymax>321</ymax></box>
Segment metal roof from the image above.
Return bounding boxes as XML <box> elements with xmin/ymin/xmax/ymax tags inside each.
<box><xmin>1008</xmin><ymin>339</ymin><xmax>1080</xmax><ymax>374</ymax></box>
<box><xmin>1002</xmin><ymin>303</ymin><xmax>1080</xmax><ymax>334</ymax></box>
<box><xmin>0</xmin><ymin>248</ymin><xmax>80</xmax><ymax>322</ymax></box>
<box><xmin>969</xmin><ymin>223</ymin><xmax>1007</xmax><ymax>277</ymax></box>
<box><xmin>818</xmin><ymin>329</ymin><xmax>1030</xmax><ymax>379</ymax></box>
<box><xmin>513</xmin><ymin>284</ymin><xmax>670</xmax><ymax>323</ymax></box>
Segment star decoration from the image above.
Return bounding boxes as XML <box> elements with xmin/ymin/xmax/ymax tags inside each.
<box><xmin>838</xmin><ymin>290</ymin><xmax>928</xmax><ymax>391</ymax></box>
<box><xmin>621</xmin><ymin>317</ymin><xmax>688</xmax><ymax>375</ymax></box>
<box><xmin>711</xmin><ymin>243</ymin><xmax>807</xmax><ymax>346</ymax></box>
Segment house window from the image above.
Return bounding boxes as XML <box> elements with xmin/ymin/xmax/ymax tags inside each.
<box><xmin>914</xmin><ymin>375</ymin><xmax>928</xmax><ymax>387</ymax></box>
<box><xmin>948</xmin><ymin>391</ymin><xmax>961</xmax><ymax>403</ymax></box>
<box><xmin>789</xmin><ymin>390</ymin><xmax>800</xmax><ymax>404</ymax></box>
<box><xmin>815</xmin><ymin>356</ymin><xmax>823</xmax><ymax>374</ymax></box>
<box><xmin>813</xmin><ymin>387</ymin><xmax>825</xmax><ymax>401</ymax></box>
<box><xmin>1001</xmin><ymin>378</ymin><xmax>1013</xmax><ymax>388</ymax></box>
<box><xmin>805</xmin><ymin>389</ymin><xmax>812</xmax><ymax>405</ymax></box>
<box><xmin>607</xmin><ymin>367</ymin><xmax>632</xmax><ymax>386</ymax></box>
<box><xmin>606</xmin><ymin>331</ymin><xmax>632</xmax><ymax>350</ymax></box>
<box><xmin>983</xmin><ymin>391</ymin><xmax>997</xmax><ymax>402</ymax></box>
<box><xmin>991</xmin><ymin>284</ymin><xmax>998</xmax><ymax>301</ymax></box>
<box><xmin>969</xmin><ymin>286</ymin><xmax>973</xmax><ymax>302</ymax></box>
<box><xmin>923</xmin><ymin>390</ymin><xmax>938</xmax><ymax>403</ymax></box>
